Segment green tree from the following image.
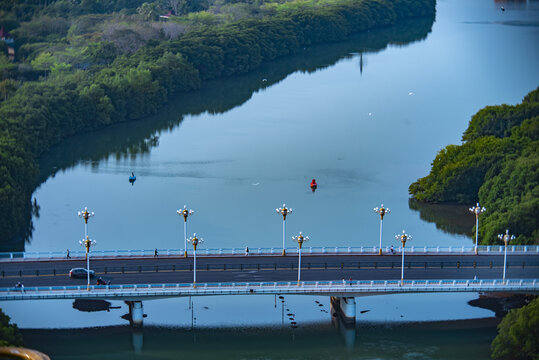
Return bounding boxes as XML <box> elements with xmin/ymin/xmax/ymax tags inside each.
<box><xmin>491</xmin><ymin>297</ymin><xmax>539</xmax><ymax>360</ymax></box>
<box><xmin>30</xmin><ymin>52</ymin><xmax>56</xmax><ymax>78</ymax></box>
<box><xmin>0</xmin><ymin>79</ymin><xmax>17</xmax><ymax>101</ymax></box>
<box><xmin>137</xmin><ymin>2</ymin><xmax>159</xmax><ymax>21</ymax></box>
<box><xmin>0</xmin><ymin>308</ymin><xmax>23</xmax><ymax>346</ymax></box>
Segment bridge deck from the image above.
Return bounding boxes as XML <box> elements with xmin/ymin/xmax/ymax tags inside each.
<box><xmin>1</xmin><ymin>279</ymin><xmax>537</xmax><ymax>301</ymax></box>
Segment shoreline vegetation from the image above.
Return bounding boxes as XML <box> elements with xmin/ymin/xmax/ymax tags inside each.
<box><xmin>409</xmin><ymin>87</ymin><xmax>539</xmax><ymax>245</ymax></box>
<box><xmin>0</xmin><ymin>0</ymin><xmax>436</xmax><ymax>251</ymax></box>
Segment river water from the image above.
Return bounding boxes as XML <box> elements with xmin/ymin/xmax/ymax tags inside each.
<box><xmin>3</xmin><ymin>0</ymin><xmax>539</xmax><ymax>358</ymax></box>
<box><xmin>29</xmin><ymin>0</ymin><xmax>539</xmax><ymax>253</ymax></box>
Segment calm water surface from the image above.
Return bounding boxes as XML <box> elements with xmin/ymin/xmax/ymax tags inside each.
<box><xmin>29</xmin><ymin>0</ymin><xmax>539</xmax><ymax>253</ymax></box>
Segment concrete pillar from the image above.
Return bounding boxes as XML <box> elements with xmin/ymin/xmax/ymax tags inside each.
<box><xmin>340</xmin><ymin>297</ymin><xmax>356</xmax><ymax>322</ymax></box>
<box><xmin>330</xmin><ymin>296</ymin><xmax>356</xmax><ymax>326</ymax></box>
<box><xmin>128</xmin><ymin>301</ymin><xmax>144</xmax><ymax>328</ymax></box>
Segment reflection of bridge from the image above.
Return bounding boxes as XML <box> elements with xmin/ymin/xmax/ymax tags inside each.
<box><xmin>2</xmin><ymin>249</ymin><xmax>538</xmax><ymax>326</ymax></box>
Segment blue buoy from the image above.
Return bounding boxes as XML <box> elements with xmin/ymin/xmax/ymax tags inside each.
<box><xmin>129</xmin><ymin>172</ymin><xmax>136</xmax><ymax>185</ymax></box>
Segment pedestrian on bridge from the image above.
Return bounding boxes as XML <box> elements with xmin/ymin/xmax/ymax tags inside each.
<box><xmin>245</xmin><ymin>247</ymin><xmax>249</xmax><ymax>256</ymax></box>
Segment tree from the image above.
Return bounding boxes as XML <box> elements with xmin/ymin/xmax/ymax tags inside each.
<box><xmin>137</xmin><ymin>2</ymin><xmax>159</xmax><ymax>21</ymax></box>
<box><xmin>0</xmin><ymin>308</ymin><xmax>23</xmax><ymax>346</ymax></box>
<box><xmin>30</xmin><ymin>52</ymin><xmax>56</xmax><ymax>78</ymax></box>
<box><xmin>491</xmin><ymin>297</ymin><xmax>539</xmax><ymax>360</ymax></box>
<box><xmin>0</xmin><ymin>79</ymin><xmax>17</xmax><ymax>101</ymax></box>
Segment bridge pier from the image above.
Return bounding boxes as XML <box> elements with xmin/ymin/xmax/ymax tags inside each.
<box><xmin>127</xmin><ymin>301</ymin><xmax>144</xmax><ymax>328</ymax></box>
<box><xmin>330</xmin><ymin>296</ymin><xmax>356</xmax><ymax>326</ymax></box>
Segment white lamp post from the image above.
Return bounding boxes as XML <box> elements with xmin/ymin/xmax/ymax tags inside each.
<box><xmin>374</xmin><ymin>204</ymin><xmax>390</xmax><ymax>255</ymax></box>
<box><xmin>276</xmin><ymin>204</ymin><xmax>292</xmax><ymax>256</ymax></box>
<box><xmin>187</xmin><ymin>233</ymin><xmax>203</xmax><ymax>287</ymax></box>
<box><xmin>292</xmin><ymin>232</ymin><xmax>309</xmax><ymax>285</ymax></box>
<box><xmin>177</xmin><ymin>205</ymin><xmax>194</xmax><ymax>257</ymax></box>
<box><xmin>395</xmin><ymin>230</ymin><xmax>412</xmax><ymax>285</ymax></box>
<box><xmin>498</xmin><ymin>229</ymin><xmax>515</xmax><ymax>284</ymax></box>
<box><xmin>78</xmin><ymin>207</ymin><xmax>95</xmax><ymax>290</ymax></box>
<box><xmin>469</xmin><ymin>203</ymin><xmax>486</xmax><ymax>254</ymax></box>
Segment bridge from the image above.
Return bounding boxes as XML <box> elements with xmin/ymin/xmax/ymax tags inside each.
<box><xmin>2</xmin><ymin>246</ymin><xmax>538</xmax><ymax>326</ymax></box>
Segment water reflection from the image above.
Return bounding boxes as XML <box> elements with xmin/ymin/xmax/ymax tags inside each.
<box><xmin>408</xmin><ymin>198</ymin><xmax>474</xmax><ymax>237</ymax></box>
<box><xmin>20</xmin><ymin>318</ymin><xmax>498</xmax><ymax>360</ymax></box>
<box><xmin>38</xmin><ymin>17</ymin><xmax>435</xmax><ymax>182</ymax></box>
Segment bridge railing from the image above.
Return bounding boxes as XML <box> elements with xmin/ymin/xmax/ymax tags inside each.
<box><xmin>1</xmin><ymin>245</ymin><xmax>538</xmax><ymax>261</ymax></box>
<box><xmin>1</xmin><ymin>278</ymin><xmax>537</xmax><ymax>299</ymax></box>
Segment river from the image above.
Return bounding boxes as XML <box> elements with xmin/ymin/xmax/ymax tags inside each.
<box><xmin>4</xmin><ymin>0</ymin><xmax>539</xmax><ymax>358</ymax></box>
<box><xmin>29</xmin><ymin>0</ymin><xmax>538</xmax><ymax>253</ymax></box>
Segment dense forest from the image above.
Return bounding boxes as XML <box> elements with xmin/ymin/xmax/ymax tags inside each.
<box><xmin>409</xmin><ymin>87</ymin><xmax>539</xmax><ymax>245</ymax></box>
<box><xmin>0</xmin><ymin>0</ymin><xmax>436</xmax><ymax>250</ymax></box>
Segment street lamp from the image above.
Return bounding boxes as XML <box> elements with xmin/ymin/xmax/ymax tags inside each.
<box><xmin>395</xmin><ymin>230</ymin><xmax>412</xmax><ymax>285</ymax></box>
<box><xmin>498</xmin><ymin>229</ymin><xmax>515</xmax><ymax>284</ymax></box>
<box><xmin>177</xmin><ymin>205</ymin><xmax>194</xmax><ymax>258</ymax></box>
<box><xmin>276</xmin><ymin>204</ymin><xmax>292</xmax><ymax>256</ymax></box>
<box><xmin>292</xmin><ymin>232</ymin><xmax>309</xmax><ymax>285</ymax></box>
<box><xmin>78</xmin><ymin>207</ymin><xmax>94</xmax><ymax>241</ymax></box>
<box><xmin>373</xmin><ymin>204</ymin><xmax>390</xmax><ymax>255</ymax></box>
<box><xmin>469</xmin><ymin>203</ymin><xmax>486</xmax><ymax>254</ymax></box>
<box><xmin>187</xmin><ymin>233</ymin><xmax>203</xmax><ymax>288</ymax></box>
<box><xmin>78</xmin><ymin>207</ymin><xmax>95</xmax><ymax>290</ymax></box>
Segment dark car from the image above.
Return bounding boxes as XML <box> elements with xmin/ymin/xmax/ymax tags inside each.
<box><xmin>69</xmin><ymin>268</ymin><xmax>95</xmax><ymax>279</ymax></box>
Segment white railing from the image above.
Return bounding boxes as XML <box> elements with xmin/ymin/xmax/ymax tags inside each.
<box><xmin>1</xmin><ymin>245</ymin><xmax>538</xmax><ymax>261</ymax></box>
<box><xmin>1</xmin><ymin>279</ymin><xmax>537</xmax><ymax>301</ymax></box>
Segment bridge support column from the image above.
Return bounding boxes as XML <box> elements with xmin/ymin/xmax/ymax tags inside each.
<box><xmin>330</xmin><ymin>296</ymin><xmax>356</xmax><ymax>326</ymax></box>
<box><xmin>127</xmin><ymin>301</ymin><xmax>144</xmax><ymax>328</ymax></box>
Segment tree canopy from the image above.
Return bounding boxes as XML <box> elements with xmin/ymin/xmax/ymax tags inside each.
<box><xmin>491</xmin><ymin>297</ymin><xmax>539</xmax><ymax>360</ymax></box>
<box><xmin>409</xmin><ymin>87</ymin><xmax>539</xmax><ymax>245</ymax></box>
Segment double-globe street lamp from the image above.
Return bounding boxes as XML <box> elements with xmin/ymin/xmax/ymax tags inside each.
<box><xmin>177</xmin><ymin>205</ymin><xmax>195</xmax><ymax>258</ymax></box>
<box><xmin>395</xmin><ymin>230</ymin><xmax>412</xmax><ymax>285</ymax></box>
<box><xmin>292</xmin><ymin>232</ymin><xmax>309</xmax><ymax>286</ymax></box>
<box><xmin>373</xmin><ymin>204</ymin><xmax>390</xmax><ymax>255</ymax></box>
<box><xmin>498</xmin><ymin>229</ymin><xmax>516</xmax><ymax>284</ymax></box>
<box><xmin>187</xmin><ymin>233</ymin><xmax>204</xmax><ymax>288</ymax></box>
<box><xmin>469</xmin><ymin>203</ymin><xmax>486</xmax><ymax>254</ymax></box>
<box><xmin>78</xmin><ymin>207</ymin><xmax>96</xmax><ymax>290</ymax></box>
<box><xmin>276</xmin><ymin>204</ymin><xmax>292</xmax><ymax>256</ymax></box>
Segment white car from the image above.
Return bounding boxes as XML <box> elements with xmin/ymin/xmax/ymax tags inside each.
<box><xmin>69</xmin><ymin>268</ymin><xmax>95</xmax><ymax>279</ymax></box>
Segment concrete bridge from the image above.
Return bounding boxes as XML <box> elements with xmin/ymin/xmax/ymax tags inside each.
<box><xmin>1</xmin><ymin>278</ymin><xmax>537</xmax><ymax>326</ymax></box>
<box><xmin>2</xmin><ymin>248</ymin><xmax>538</xmax><ymax>327</ymax></box>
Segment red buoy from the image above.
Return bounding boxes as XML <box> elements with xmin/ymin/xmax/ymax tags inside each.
<box><xmin>310</xmin><ymin>179</ymin><xmax>317</xmax><ymax>192</ymax></box>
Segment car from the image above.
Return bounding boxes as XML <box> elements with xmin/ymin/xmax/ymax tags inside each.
<box><xmin>69</xmin><ymin>268</ymin><xmax>95</xmax><ymax>279</ymax></box>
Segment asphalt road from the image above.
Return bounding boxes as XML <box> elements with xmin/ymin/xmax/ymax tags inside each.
<box><xmin>1</xmin><ymin>254</ymin><xmax>538</xmax><ymax>288</ymax></box>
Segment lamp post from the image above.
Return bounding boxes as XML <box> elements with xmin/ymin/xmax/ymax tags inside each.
<box><xmin>292</xmin><ymin>232</ymin><xmax>309</xmax><ymax>285</ymax></box>
<box><xmin>469</xmin><ymin>203</ymin><xmax>486</xmax><ymax>254</ymax></box>
<box><xmin>276</xmin><ymin>204</ymin><xmax>292</xmax><ymax>256</ymax></box>
<box><xmin>177</xmin><ymin>205</ymin><xmax>194</xmax><ymax>257</ymax></box>
<box><xmin>78</xmin><ymin>207</ymin><xmax>95</xmax><ymax>290</ymax></box>
<box><xmin>498</xmin><ymin>229</ymin><xmax>515</xmax><ymax>284</ymax></box>
<box><xmin>187</xmin><ymin>233</ymin><xmax>203</xmax><ymax>288</ymax></box>
<box><xmin>374</xmin><ymin>204</ymin><xmax>390</xmax><ymax>255</ymax></box>
<box><xmin>395</xmin><ymin>230</ymin><xmax>412</xmax><ymax>285</ymax></box>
